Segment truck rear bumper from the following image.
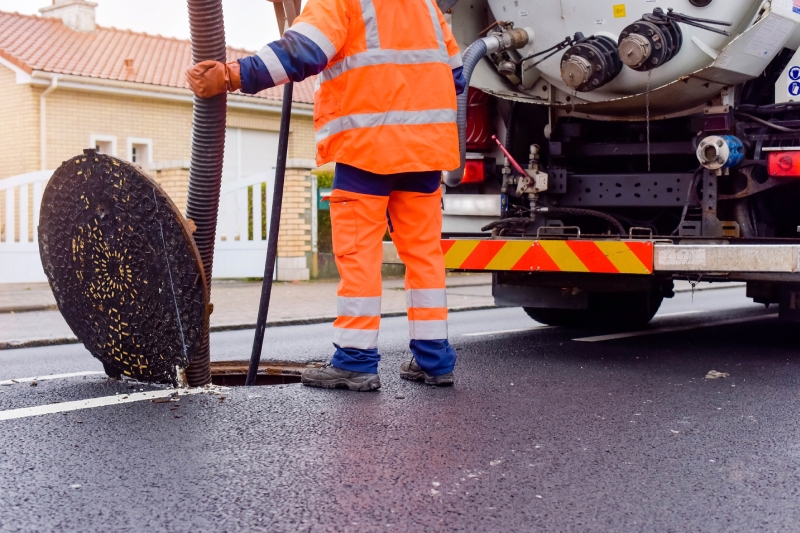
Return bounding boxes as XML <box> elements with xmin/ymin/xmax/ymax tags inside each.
<box><xmin>382</xmin><ymin>240</ymin><xmax>800</xmax><ymax>276</ymax></box>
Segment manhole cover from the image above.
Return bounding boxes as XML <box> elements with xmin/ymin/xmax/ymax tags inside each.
<box><xmin>39</xmin><ymin>150</ymin><xmax>209</xmax><ymax>382</ymax></box>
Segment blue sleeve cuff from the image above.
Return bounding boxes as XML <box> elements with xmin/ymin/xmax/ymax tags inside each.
<box><xmin>272</xmin><ymin>31</ymin><xmax>330</xmax><ymax>81</ymax></box>
<box><xmin>238</xmin><ymin>31</ymin><xmax>330</xmax><ymax>94</ymax></box>
<box><xmin>453</xmin><ymin>66</ymin><xmax>466</xmax><ymax>96</ymax></box>
<box><xmin>238</xmin><ymin>55</ymin><xmax>274</xmax><ymax>95</ymax></box>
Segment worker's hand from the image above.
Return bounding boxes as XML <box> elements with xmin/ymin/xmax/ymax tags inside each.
<box><xmin>185</xmin><ymin>60</ymin><xmax>242</xmax><ymax>98</ymax></box>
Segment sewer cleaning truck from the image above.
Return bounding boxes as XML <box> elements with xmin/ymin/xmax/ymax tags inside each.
<box><xmin>389</xmin><ymin>0</ymin><xmax>800</xmax><ymax>326</ymax></box>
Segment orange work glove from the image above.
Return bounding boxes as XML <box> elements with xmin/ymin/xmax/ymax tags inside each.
<box><xmin>185</xmin><ymin>60</ymin><xmax>242</xmax><ymax>98</ymax></box>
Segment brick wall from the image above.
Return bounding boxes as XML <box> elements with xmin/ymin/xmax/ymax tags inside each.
<box><xmin>152</xmin><ymin>166</ymin><xmax>190</xmax><ymax>214</ymax></box>
<box><xmin>276</xmin><ymin>163</ymin><xmax>314</xmax><ymax>280</ymax></box>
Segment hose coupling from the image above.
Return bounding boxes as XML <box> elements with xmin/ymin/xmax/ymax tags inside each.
<box><xmin>483</xmin><ymin>28</ymin><xmax>532</xmax><ymax>54</ymax></box>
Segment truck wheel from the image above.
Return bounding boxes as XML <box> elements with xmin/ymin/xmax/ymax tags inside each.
<box><xmin>524</xmin><ymin>291</ymin><xmax>663</xmax><ymax>328</ymax></box>
<box><xmin>588</xmin><ymin>291</ymin><xmax>663</xmax><ymax>328</ymax></box>
<box><xmin>523</xmin><ymin>307</ymin><xmax>589</xmax><ymax>327</ymax></box>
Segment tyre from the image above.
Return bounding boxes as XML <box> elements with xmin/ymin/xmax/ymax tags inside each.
<box><xmin>523</xmin><ymin>307</ymin><xmax>589</xmax><ymax>327</ymax></box>
<box><xmin>524</xmin><ymin>291</ymin><xmax>663</xmax><ymax>328</ymax></box>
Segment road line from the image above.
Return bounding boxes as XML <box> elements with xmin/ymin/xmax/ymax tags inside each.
<box><xmin>0</xmin><ymin>371</ymin><xmax>104</xmax><ymax>386</ymax></box>
<box><xmin>463</xmin><ymin>326</ymin><xmax>557</xmax><ymax>337</ymax></box>
<box><xmin>655</xmin><ymin>310</ymin><xmax>704</xmax><ymax>318</ymax></box>
<box><xmin>0</xmin><ymin>388</ymin><xmax>210</xmax><ymax>421</ymax></box>
<box><xmin>573</xmin><ymin>314</ymin><xmax>778</xmax><ymax>343</ymax></box>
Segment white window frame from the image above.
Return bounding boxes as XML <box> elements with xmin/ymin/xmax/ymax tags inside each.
<box><xmin>89</xmin><ymin>134</ymin><xmax>118</xmax><ymax>156</ymax></box>
<box><xmin>126</xmin><ymin>137</ymin><xmax>154</xmax><ymax>166</ymax></box>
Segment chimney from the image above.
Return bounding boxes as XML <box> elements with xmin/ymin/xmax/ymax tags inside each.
<box><xmin>40</xmin><ymin>0</ymin><xmax>98</xmax><ymax>33</ymax></box>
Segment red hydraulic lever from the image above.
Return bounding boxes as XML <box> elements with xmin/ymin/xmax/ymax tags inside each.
<box><xmin>491</xmin><ymin>135</ymin><xmax>528</xmax><ymax>176</ymax></box>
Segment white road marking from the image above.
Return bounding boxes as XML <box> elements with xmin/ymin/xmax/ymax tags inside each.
<box><xmin>463</xmin><ymin>326</ymin><xmax>557</xmax><ymax>337</ymax></box>
<box><xmin>0</xmin><ymin>388</ymin><xmax>211</xmax><ymax>421</ymax></box>
<box><xmin>573</xmin><ymin>314</ymin><xmax>778</xmax><ymax>343</ymax></box>
<box><xmin>0</xmin><ymin>371</ymin><xmax>104</xmax><ymax>386</ymax></box>
<box><xmin>654</xmin><ymin>310</ymin><xmax>704</xmax><ymax>318</ymax></box>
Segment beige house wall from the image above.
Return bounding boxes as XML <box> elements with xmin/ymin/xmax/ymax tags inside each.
<box><xmin>0</xmin><ymin>65</ymin><xmax>40</xmax><ymax>179</ymax></box>
<box><xmin>0</xmin><ymin>78</ymin><xmax>318</xmax><ymax>178</ymax></box>
<box><xmin>42</xmin><ymin>88</ymin><xmax>193</xmax><ymax>169</ymax></box>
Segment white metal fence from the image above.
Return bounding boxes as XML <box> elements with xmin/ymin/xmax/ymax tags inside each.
<box><xmin>0</xmin><ymin>170</ymin><xmax>275</xmax><ymax>284</ymax></box>
<box><xmin>0</xmin><ymin>170</ymin><xmax>50</xmax><ymax>284</ymax></box>
<box><xmin>213</xmin><ymin>171</ymin><xmax>275</xmax><ymax>279</ymax></box>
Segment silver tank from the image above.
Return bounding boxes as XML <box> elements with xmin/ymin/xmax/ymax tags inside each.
<box><xmin>469</xmin><ymin>0</ymin><xmax>800</xmax><ymax>118</ymax></box>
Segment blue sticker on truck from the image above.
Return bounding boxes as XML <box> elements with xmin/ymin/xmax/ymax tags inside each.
<box><xmin>789</xmin><ymin>82</ymin><xmax>800</xmax><ymax>97</ymax></box>
<box><xmin>790</xmin><ymin>66</ymin><xmax>800</xmax><ymax>80</ymax></box>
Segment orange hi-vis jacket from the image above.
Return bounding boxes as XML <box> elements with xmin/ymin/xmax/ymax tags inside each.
<box><xmin>238</xmin><ymin>0</ymin><xmax>463</xmax><ymax>174</ymax></box>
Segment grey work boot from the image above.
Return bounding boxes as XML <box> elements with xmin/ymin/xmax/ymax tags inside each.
<box><xmin>301</xmin><ymin>364</ymin><xmax>381</xmax><ymax>392</ymax></box>
<box><xmin>400</xmin><ymin>358</ymin><xmax>454</xmax><ymax>387</ymax></box>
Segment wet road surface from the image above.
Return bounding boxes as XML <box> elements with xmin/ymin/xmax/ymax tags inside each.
<box><xmin>2</xmin><ymin>286</ymin><xmax>799</xmax><ymax>532</ymax></box>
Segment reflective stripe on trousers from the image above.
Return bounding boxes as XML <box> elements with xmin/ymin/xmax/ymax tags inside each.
<box><xmin>406</xmin><ymin>288</ymin><xmax>448</xmax><ymax>340</ymax></box>
<box><xmin>333</xmin><ymin>296</ymin><xmax>381</xmax><ymax>350</ymax></box>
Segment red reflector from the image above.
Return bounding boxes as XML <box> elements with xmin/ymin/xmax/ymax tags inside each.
<box><xmin>768</xmin><ymin>152</ymin><xmax>800</xmax><ymax>177</ymax></box>
<box><xmin>461</xmin><ymin>160</ymin><xmax>485</xmax><ymax>184</ymax></box>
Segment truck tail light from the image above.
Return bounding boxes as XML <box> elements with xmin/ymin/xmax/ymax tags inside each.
<box><xmin>768</xmin><ymin>151</ymin><xmax>800</xmax><ymax>177</ymax></box>
<box><xmin>461</xmin><ymin>160</ymin><xmax>485</xmax><ymax>184</ymax></box>
<box><xmin>466</xmin><ymin>88</ymin><xmax>492</xmax><ymax>151</ymax></box>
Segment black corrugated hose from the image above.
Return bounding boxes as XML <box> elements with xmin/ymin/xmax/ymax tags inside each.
<box><xmin>184</xmin><ymin>0</ymin><xmax>227</xmax><ymax>387</ymax></box>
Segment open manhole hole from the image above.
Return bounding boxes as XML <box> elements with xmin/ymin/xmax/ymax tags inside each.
<box><xmin>209</xmin><ymin>361</ymin><xmax>323</xmax><ymax>386</ymax></box>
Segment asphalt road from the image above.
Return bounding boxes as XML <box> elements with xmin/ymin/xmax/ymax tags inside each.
<box><xmin>1</xmin><ymin>286</ymin><xmax>799</xmax><ymax>532</ymax></box>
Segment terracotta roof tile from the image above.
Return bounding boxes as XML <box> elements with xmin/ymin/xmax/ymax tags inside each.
<box><xmin>0</xmin><ymin>10</ymin><xmax>315</xmax><ymax>104</ymax></box>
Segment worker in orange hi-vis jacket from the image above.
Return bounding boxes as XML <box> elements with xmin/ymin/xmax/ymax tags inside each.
<box><xmin>186</xmin><ymin>0</ymin><xmax>465</xmax><ymax>391</ymax></box>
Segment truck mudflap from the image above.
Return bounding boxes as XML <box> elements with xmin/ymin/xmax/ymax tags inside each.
<box><xmin>382</xmin><ymin>241</ymin><xmax>800</xmax><ymax>275</ymax></box>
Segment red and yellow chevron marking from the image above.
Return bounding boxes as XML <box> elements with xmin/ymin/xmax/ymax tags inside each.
<box><xmin>441</xmin><ymin>239</ymin><xmax>653</xmax><ymax>274</ymax></box>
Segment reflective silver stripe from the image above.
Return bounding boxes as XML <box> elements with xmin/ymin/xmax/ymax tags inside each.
<box><xmin>423</xmin><ymin>0</ymin><xmax>447</xmax><ymax>50</ymax></box>
<box><xmin>409</xmin><ymin>320</ymin><xmax>448</xmax><ymax>340</ymax></box>
<box><xmin>448</xmin><ymin>53</ymin><xmax>463</xmax><ymax>69</ymax></box>
<box><xmin>406</xmin><ymin>288</ymin><xmax>447</xmax><ymax>309</ymax></box>
<box><xmin>319</xmin><ymin>48</ymin><xmax>450</xmax><ymax>82</ymax></box>
<box><xmin>288</xmin><ymin>22</ymin><xmax>338</xmax><ymax>61</ymax></box>
<box><xmin>333</xmin><ymin>327</ymin><xmax>379</xmax><ymax>349</ymax></box>
<box><xmin>315</xmin><ymin>108</ymin><xmax>456</xmax><ymax>143</ymax></box>
<box><xmin>338</xmin><ymin>296</ymin><xmax>382</xmax><ymax>317</ymax></box>
<box><xmin>256</xmin><ymin>44</ymin><xmax>289</xmax><ymax>85</ymax></box>
<box><xmin>359</xmin><ymin>0</ymin><xmax>381</xmax><ymax>49</ymax></box>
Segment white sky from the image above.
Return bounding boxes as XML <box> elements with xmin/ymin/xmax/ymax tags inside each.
<box><xmin>0</xmin><ymin>0</ymin><xmax>284</xmax><ymax>51</ymax></box>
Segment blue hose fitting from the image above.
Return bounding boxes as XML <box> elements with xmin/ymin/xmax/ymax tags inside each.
<box><xmin>696</xmin><ymin>135</ymin><xmax>744</xmax><ymax>171</ymax></box>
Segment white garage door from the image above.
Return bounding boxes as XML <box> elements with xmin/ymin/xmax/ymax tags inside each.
<box><xmin>215</xmin><ymin>128</ymin><xmax>280</xmax><ymax>278</ymax></box>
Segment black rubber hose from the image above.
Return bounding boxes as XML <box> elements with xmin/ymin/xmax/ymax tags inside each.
<box><xmin>481</xmin><ymin>207</ymin><xmax>626</xmax><ymax>235</ymax></box>
<box><xmin>541</xmin><ymin>207</ymin><xmax>626</xmax><ymax>235</ymax></box>
<box><xmin>245</xmin><ymin>82</ymin><xmax>293</xmax><ymax>386</ymax></box>
<box><xmin>443</xmin><ymin>38</ymin><xmax>489</xmax><ymax>187</ymax></box>
<box><xmin>184</xmin><ymin>0</ymin><xmax>227</xmax><ymax>387</ymax></box>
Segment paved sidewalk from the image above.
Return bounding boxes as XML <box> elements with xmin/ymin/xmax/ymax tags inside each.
<box><xmin>0</xmin><ymin>273</ymin><xmax>493</xmax><ymax>348</ymax></box>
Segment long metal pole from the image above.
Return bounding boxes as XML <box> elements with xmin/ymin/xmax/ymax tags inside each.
<box><xmin>246</xmin><ymin>1</ymin><xmax>296</xmax><ymax>386</ymax></box>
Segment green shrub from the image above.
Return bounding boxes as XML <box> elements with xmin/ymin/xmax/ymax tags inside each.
<box><xmin>314</xmin><ymin>170</ymin><xmax>334</xmax><ymax>253</ymax></box>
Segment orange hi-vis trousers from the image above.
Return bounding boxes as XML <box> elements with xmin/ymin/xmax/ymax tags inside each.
<box><xmin>328</xmin><ymin>164</ymin><xmax>457</xmax><ymax>376</ymax></box>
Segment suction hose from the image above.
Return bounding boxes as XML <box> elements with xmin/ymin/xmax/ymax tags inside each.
<box><xmin>184</xmin><ymin>0</ymin><xmax>227</xmax><ymax>387</ymax></box>
<box><xmin>443</xmin><ymin>29</ymin><xmax>531</xmax><ymax>187</ymax></box>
